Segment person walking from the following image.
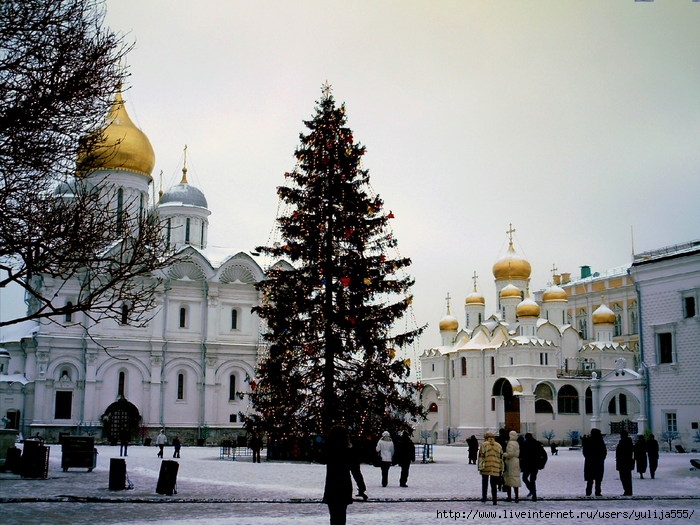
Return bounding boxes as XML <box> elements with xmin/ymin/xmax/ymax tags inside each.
<box><xmin>634</xmin><ymin>435</ymin><xmax>648</xmax><ymax>479</ymax></box>
<box><xmin>156</xmin><ymin>429</ymin><xmax>167</xmax><ymax>458</ymax></box>
<box><xmin>375</xmin><ymin>431</ymin><xmax>395</xmax><ymax>487</ymax></box>
<box><xmin>119</xmin><ymin>429</ymin><xmax>129</xmax><ymax>457</ymax></box>
<box><xmin>322</xmin><ymin>425</ymin><xmax>353</xmax><ymax>525</ymax></box>
<box><xmin>478</xmin><ymin>432</ymin><xmax>504</xmax><ymax>505</ymax></box>
<box><xmin>582</xmin><ymin>428</ymin><xmax>607</xmax><ymax>496</ymax></box>
<box><xmin>349</xmin><ymin>436</ymin><xmax>368</xmax><ymax>501</ymax></box>
<box><xmin>647</xmin><ymin>434</ymin><xmax>660</xmax><ymax>479</ymax></box>
<box><xmin>467</xmin><ymin>435</ymin><xmax>479</xmax><ymax>465</ymax></box>
<box><xmin>520</xmin><ymin>432</ymin><xmax>546</xmax><ymax>502</ymax></box>
<box><xmin>503</xmin><ymin>430</ymin><xmax>521</xmax><ymax>502</ymax></box>
<box><xmin>394</xmin><ymin>431</ymin><xmax>415</xmax><ymax>487</ymax></box>
<box><xmin>616</xmin><ymin>429</ymin><xmax>635</xmax><ymax>496</ymax></box>
<box><xmin>172</xmin><ymin>436</ymin><xmax>181</xmax><ymax>458</ymax></box>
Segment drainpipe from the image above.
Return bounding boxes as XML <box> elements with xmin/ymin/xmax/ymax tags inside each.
<box><xmin>160</xmin><ymin>282</ymin><xmax>170</xmax><ymax>428</ymax></box>
<box><xmin>200</xmin><ymin>280</ymin><xmax>209</xmax><ymax>440</ymax></box>
<box><xmin>633</xmin><ymin>279</ymin><xmax>651</xmax><ymax>433</ymax></box>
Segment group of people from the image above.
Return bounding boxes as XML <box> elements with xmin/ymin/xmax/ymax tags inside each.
<box><xmin>610</xmin><ymin>429</ymin><xmax>660</xmax><ymax>496</ymax></box>
<box><xmin>476</xmin><ymin>430</ymin><xmax>548</xmax><ymax>505</ymax></box>
<box><xmin>322</xmin><ymin>427</ymin><xmax>417</xmax><ymax>525</ymax></box>
<box><xmin>475</xmin><ymin>426</ymin><xmax>662</xmax><ymax>506</ymax></box>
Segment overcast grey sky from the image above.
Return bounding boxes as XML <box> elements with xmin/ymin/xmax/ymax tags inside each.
<box><xmin>102</xmin><ymin>0</ymin><xmax>700</xmax><ymax>350</ymax></box>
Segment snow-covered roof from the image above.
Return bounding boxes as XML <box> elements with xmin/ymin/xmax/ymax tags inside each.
<box><xmin>0</xmin><ymin>320</ymin><xmax>39</xmax><ymax>344</ymax></box>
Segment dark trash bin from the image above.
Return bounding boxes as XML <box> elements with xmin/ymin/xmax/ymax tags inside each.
<box><xmin>61</xmin><ymin>436</ymin><xmax>97</xmax><ymax>472</ymax></box>
<box><xmin>5</xmin><ymin>446</ymin><xmax>21</xmax><ymax>474</ymax></box>
<box><xmin>21</xmin><ymin>440</ymin><xmax>50</xmax><ymax>479</ymax></box>
<box><xmin>109</xmin><ymin>457</ymin><xmax>127</xmax><ymax>490</ymax></box>
<box><xmin>156</xmin><ymin>460</ymin><xmax>179</xmax><ymax>495</ymax></box>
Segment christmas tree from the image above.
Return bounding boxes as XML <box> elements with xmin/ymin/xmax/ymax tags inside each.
<box><xmin>247</xmin><ymin>85</ymin><xmax>425</xmax><ymax>442</ymax></box>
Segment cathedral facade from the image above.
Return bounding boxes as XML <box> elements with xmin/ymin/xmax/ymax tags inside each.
<box><xmin>419</xmin><ymin>231</ymin><xmax>646</xmax><ymax>445</ymax></box>
<box><xmin>0</xmin><ymin>91</ymin><xmax>265</xmax><ymax>445</ymax></box>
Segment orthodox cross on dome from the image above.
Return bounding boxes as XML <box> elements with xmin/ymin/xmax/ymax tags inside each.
<box><xmin>471</xmin><ymin>270</ymin><xmax>479</xmax><ymax>291</ymax></box>
<box><xmin>550</xmin><ymin>263</ymin><xmax>558</xmax><ymax>280</ymax></box>
<box><xmin>506</xmin><ymin>223</ymin><xmax>516</xmax><ymax>246</ymax></box>
<box><xmin>180</xmin><ymin>144</ymin><xmax>189</xmax><ymax>184</ymax></box>
<box><xmin>445</xmin><ymin>292</ymin><xmax>452</xmax><ymax>315</ymax></box>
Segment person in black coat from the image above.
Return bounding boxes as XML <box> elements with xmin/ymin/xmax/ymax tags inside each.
<box><xmin>467</xmin><ymin>435</ymin><xmax>479</xmax><ymax>465</ymax></box>
<box><xmin>582</xmin><ymin>428</ymin><xmax>607</xmax><ymax>496</ymax></box>
<box><xmin>634</xmin><ymin>435</ymin><xmax>648</xmax><ymax>479</ymax></box>
<box><xmin>647</xmin><ymin>434</ymin><xmax>660</xmax><ymax>479</ymax></box>
<box><xmin>322</xmin><ymin>426</ymin><xmax>353</xmax><ymax>525</ymax></box>
<box><xmin>616</xmin><ymin>429</ymin><xmax>635</xmax><ymax>496</ymax></box>
<box><xmin>495</xmin><ymin>429</ymin><xmax>509</xmax><ymax>491</ymax></box>
<box><xmin>394</xmin><ymin>431</ymin><xmax>416</xmax><ymax>487</ymax></box>
<box><xmin>519</xmin><ymin>433</ymin><xmax>546</xmax><ymax>502</ymax></box>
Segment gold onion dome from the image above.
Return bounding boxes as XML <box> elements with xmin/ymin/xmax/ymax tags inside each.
<box><xmin>465</xmin><ymin>290</ymin><xmax>485</xmax><ymax>306</ymax></box>
<box><xmin>500</xmin><ymin>283</ymin><xmax>521</xmax><ymax>299</ymax></box>
<box><xmin>492</xmin><ymin>242</ymin><xmax>531</xmax><ymax>281</ymax></box>
<box><xmin>439</xmin><ymin>314</ymin><xmax>459</xmax><ymax>331</ymax></box>
<box><xmin>592</xmin><ymin>304</ymin><xmax>616</xmax><ymax>324</ymax></box>
<box><xmin>77</xmin><ymin>90</ymin><xmax>155</xmax><ymax>178</ymax></box>
<box><xmin>542</xmin><ymin>284</ymin><xmax>568</xmax><ymax>302</ymax></box>
<box><xmin>517</xmin><ymin>297</ymin><xmax>541</xmax><ymax>318</ymax></box>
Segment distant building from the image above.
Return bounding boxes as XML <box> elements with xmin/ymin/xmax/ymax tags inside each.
<box><xmin>630</xmin><ymin>240</ymin><xmax>700</xmax><ymax>450</ymax></box>
<box><xmin>419</xmin><ymin>227</ymin><xmax>645</xmax><ymax>445</ymax></box>
<box><xmin>0</xmin><ymin>90</ymin><xmax>271</xmax><ymax>445</ymax></box>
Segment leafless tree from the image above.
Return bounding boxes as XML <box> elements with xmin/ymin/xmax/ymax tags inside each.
<box><xmin>0</xmin><ymin>0</ymin><xmax>174</xmax><ymax>329</ymax></box>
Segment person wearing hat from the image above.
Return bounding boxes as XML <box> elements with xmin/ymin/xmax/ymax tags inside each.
<box><xmin>503</xmin><ymin>430</ymin><xmax>521</xmax><ymax>502</ymax></box>
<box><xmin>478</xmin><ymin>432</ymin><xmax>504</xmax><ymax>505</ymax></box>
<box><xmin>375</xmin><ymin>431</ymin><xmax>395</xmax><ymax>487</ymax></box>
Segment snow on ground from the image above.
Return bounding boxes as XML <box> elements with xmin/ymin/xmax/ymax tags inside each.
<box><xmin>1</xmin><ymin>443</ymin><xmax>699</xmax><ymax>524</ymax></box>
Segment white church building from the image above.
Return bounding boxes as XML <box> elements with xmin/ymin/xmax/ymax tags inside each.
<box><xmin>0</xmin><ymin>90</ymin><xmax>268</xmax><ymax>445</ymax></box>
<box><xmin>419</xmin><ymin>230</ymin><xmax>647</xmax><ymax>445</ymax></box>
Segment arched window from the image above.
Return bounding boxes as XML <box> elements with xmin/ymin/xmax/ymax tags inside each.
<box><xmin>118</xmin><ymin>371</ymin><xmax>126</xmax><ymax>398</ymax></box>
<box><xmin>179</xmin><ymin>307</ymin><xmax>186</xmax><ymax>327</ymax></box>
<box><xmin>229</xmin><ymin>374</ymin><xmax>236</xmax><ymax>401</ymax></box>
<box><xmin>65</xmin><ymin>300</ymin><xmax>73</xmax><ymax>323</ymax></box>
<box><xmin>558</xmin><ymin>384</ymin><xmax>579</xmax><ymax>414</ymax></box>
<box><xmin>166</xmin><ymin>218</ymin><xmax>171</xmax><ymax>249</ymax></box>
<box><xmin>608</xmin><ymin>397</ymin><xmax>617</xmax><ymax>415</ymax></box>
<box><xmin>177</xmin><ymin>372</ymin><xmax>185</xmax><ymax>400</ymax></box>
<box><xmin>116</xmin><ymin>188</ymin><xmax>124</xmax><ymax>235</ymax></box>
<box><xmin>585</xmin><ymin>387</ymin><xmax>593</xmax><ymax>414</ymax></box>
<box><xmin>461</xmin><ymin>357</ymin><xmax>467</xmax><ymax>376</ymax></box>
<box><xmin>429</xmin><ymin>402</ymin><xmax>438</xmax><ymax>413</ymax></box>
<box><xmin>185</xmin><ymin>218</ymin><xmax>191</xmax><ymax>244</ymax></box>
<box><xmin>121</xmin><ymin>303</ymin><xmax>129</xmax><ymax>325</ymax></box>
<box><xmin>535</xmin><ymin>399</ymin><xmax>553</xmax><ymax>413</ymax></box>
<box><xmin>201</xmin><ymin>222</ymin><xmax>206</xmax><ymax>248</ymax></box>
<box><xmin>231</xmin><ymin>309</ymin><xmax>238</xmax><ymax>330</ymax></box>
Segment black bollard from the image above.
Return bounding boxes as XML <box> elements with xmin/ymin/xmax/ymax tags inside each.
<box><xmin>155</xmin><ymin>459</ymin><xmax>179</xmax><ymax>495</ymax></box>
<box><xmin>109</xmin><ymin>457</ymin><xmax>127</xmax><ymax>490</ymax></box>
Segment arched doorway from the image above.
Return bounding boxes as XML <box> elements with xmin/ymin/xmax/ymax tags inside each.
<box><xmin>492</xmin><ymin>378</ymin><xmax>521</xmax><ymax>432</ymax></box>
<box><xmin>100</xmin><ymin>397</ymin><xmax>141</xmax><ymax>445</ymax></box>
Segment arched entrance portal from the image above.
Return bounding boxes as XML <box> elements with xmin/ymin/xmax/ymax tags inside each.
<box><xmin>493</xmin><ymin>378</ymin><xmax>521</xmax><ymax>432</ymax></box>
<box><xmin>101</xmin><ymin>397</ymin><xmax>141</xmax><ymax>445</ymax></box>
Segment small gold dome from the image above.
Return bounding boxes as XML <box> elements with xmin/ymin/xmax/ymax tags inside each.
<box><xmin>592</xmin><ymin>304</ymin><xmax>616</xmax><ymax>324</ymax></box>
<box><xmin>465</xmin><ymin>291</ymin><xmax>485</xmax><ymax>306</ymax></box>
<box><xmin>492</xmin><ymin>242</ymin><xmax>531</xmax><ymax>281</ymax></box>
<box><xmin>517</xmin><ymin>297</ymin><xmax>541</xmax><ymax>318</ymax></box>
<box><xmin>542</xmin><ymin>284</ymin><xmax>568</xmax><ymax>302</ymax></box>
<box><xmin>439</xmin><ymin>315</ymin><xmax>459</xmax><ymax>331</ymax></box>
<box><xmin>500</xmin><ymin>283</ymin><xmax>521</xmax><ymax>299</ymax></box>
<box><xmin>78</xmin><ymin>90</ymin><xmax>155</xmax><ymax>178</ymax></box>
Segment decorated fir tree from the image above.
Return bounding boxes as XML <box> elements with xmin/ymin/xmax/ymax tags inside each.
<box><xmin>246</xmin><ymin>85</ymin><xmax>425</xmax><ymax>441</ymax></box>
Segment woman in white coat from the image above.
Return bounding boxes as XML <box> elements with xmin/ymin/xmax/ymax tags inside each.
<box><xmin>375</xmin><ymin>431</ymin><xmax>395</xmax><ymax>487</ymax></box>
<box><xmin>503</xmin><ymin>430</ymin><xmax>521</xmax><ymax>502</ymax></box>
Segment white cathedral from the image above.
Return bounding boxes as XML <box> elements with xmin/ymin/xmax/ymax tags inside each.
<box><xmin>0</xmin><ymin>90</ymin><xmax>267</xmax><ymax>445</ymax></box>
<box><xmin>419</xmin><ymin>230</ymin><xmax>647</xmax><ymax>445</ymax></box>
